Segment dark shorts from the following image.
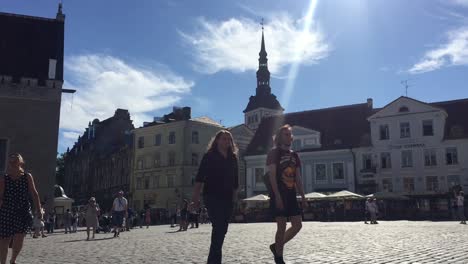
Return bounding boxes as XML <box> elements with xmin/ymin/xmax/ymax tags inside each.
<box><xmin>113</xmin><ymin>211</ymin><xmax>125</xmax><ymax>227</ymax></box>
<box><xmin>270</xmin><ymin>191</ymin><xmax>301</xmax><ymax>218</ymax></box>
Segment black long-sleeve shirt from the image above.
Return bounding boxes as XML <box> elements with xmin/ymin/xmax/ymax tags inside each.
<box><xmin>195</xmin><ymin>150</ymin><xmax>238</xmax><ymax>201</ymax></box>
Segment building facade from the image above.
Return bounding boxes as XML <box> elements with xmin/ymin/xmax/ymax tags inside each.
<box><xmin>355</xmin><ymin>97</ymin><xmax>468</xmax><ymax>195</ymax></box>
<box><xmin>0</xmin><ymin>6</ymin><xmax>73</xmax><ymax>203</ymax></box>
<box><xmin>131</xmin><ymin>107</ymin><xmax>223</xmax><ymax>211</ymax></box>
<box><xmin>244</xmin><ymin>102</ymin><xmax>373</xmax><ymax>197</ymax></box>
<box><xmin>63</xmin><ymin>109</ymin><xmax>134</xmax><ymax>209</ymax></box>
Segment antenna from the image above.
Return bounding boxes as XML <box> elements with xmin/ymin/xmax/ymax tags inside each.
<box><xmin>400</xmin><ymin>79</ymin><xmax>413</xmax><ymax>97</ymax></box>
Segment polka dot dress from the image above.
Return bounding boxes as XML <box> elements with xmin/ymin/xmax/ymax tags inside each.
<box><xmin>0</xmin><ymin>173</ymin><xmax>32</xmax><ymax>238</ymax></box>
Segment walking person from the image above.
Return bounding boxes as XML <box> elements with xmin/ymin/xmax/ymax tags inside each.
<box><xmin>369</xmin><ymin>198</ymin><xmax>379</xmax><ymax>224</ymax></box>
<box><xmin>145</xmin><ymin>206</ymin><xmax>151</xmax><ymax>229</ymax></box>
<box><xmin>267</xmin><ymin>125</ymin><xmax>307</xmax><ymax>264</ymax></box>
<box><xmin>63</xmin><ymin>209</ymin><xmax>72</xmax><ymax>234</ymax></box>
<box><xmin>191</xmin><ymin>130</ymin><xmax>239</xmax><ymax>264</ymax></box>
<box><xmin>32</xmin><ymin>208</ymin><xmax>46</xmax><ymax>238</ymax></box>
<box><xmin>72</xmin><ymin>210</ymin><xmax>79</xmax><ymax>233</ymax></box>
<box><xmin>364</xmin><ymin>198</ymin><xmax>371</xmax><ymax>224</ymax></box>
<box><xmin>178</xmin><ymin>200</ymin><xmax>188</xmax><ymax>232</ymax></box>
<box><xmin>457</xmin><ymin>191</ymin><xmax>466</xmax><ymax>224</ymax></box>
<box><xmin>111</xmin><ymin>191</ymin><xmax>128</xmax><ymax>237</ymax></box>
<box><xmin>85</xmin><ymin>197</ymin><xmax>100</xmax><ymax>240</ymax></box>
<box><xmin>0</xmin><ymin>153</ymin><xmax>43</xmax><ymax>264</ymax></box>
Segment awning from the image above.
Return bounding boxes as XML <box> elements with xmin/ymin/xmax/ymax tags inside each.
<box><xmin>243</xmin><ymin>194</ymin><xmax>270</xmax><ymax>201</ymax></box>
<box><xmin>366</xmin><ymin>192</ymin><xmax>409</xmax><ymax>200</ymax></box>
<box><xmin>326</xmin><ymin>190</ymin><xmax>364</xmax><ymax>200</ymax></box>
<box><xmin>304</xmin><ymin>192</ymin><xmax>327</xmax><ymax>200</ymax></box>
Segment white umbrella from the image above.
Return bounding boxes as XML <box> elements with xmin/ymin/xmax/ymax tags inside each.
<box><xmin>327</xmin><ymin>190</ymin><xmax>364</xmax><ymax>200</ymax></box>
<box><xmin>366</xmin><ymin>192</ymin><xmax>409</xmax><ymax>200</ymax></box>
<box><xmin>304</xmin><ymin>192</ymin><xmax>327</xmax><ymax>200</ymax></box>
<box><xmin>243</xmin><ymin>194</ymin><xmax>270</xmax><ymax>201</ymax></box>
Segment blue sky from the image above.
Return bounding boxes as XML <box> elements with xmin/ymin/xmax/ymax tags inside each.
<box><xmin>2</xmin><ymin>0</ymin><xmax>468</xmax><ymax>153</ymax></box>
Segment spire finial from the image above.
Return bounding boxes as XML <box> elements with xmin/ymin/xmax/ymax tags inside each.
<box><xmin>261</xmin><ymin>18</ymin><xmax>264</xmax><ymax>31</ymax></box>
<box><xmin>56</xmin><ymin>1</ymin><xmax>66</xmax><ymax>21</ymax></box>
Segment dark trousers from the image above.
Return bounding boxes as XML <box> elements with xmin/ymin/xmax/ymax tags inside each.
<box><xmin>205</xmin><ymin>196</ymin><xmax>233</xmax><ymax>264</ymax></box>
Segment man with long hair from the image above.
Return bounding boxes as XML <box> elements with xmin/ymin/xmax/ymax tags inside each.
<box><xmin>191</xmin><ymin>130</ymin><xmax>239</xmax><ymax>264</ymax></box>
<box><xmin>267</xmin><ymin>125</ymin><xmax>306</xmax><ymax>264</ymax></box>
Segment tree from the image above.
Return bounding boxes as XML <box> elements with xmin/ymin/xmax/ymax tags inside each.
<box><xmin>56</xmin><ymin>153</ymin><xmax>65</xmax><ymax>186</ymax></box>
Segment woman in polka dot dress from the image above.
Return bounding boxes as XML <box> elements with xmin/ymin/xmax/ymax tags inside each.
<box><xmin>0</xmin><ymin>154</ymin><xmax>42</xmax><ymax>264</ymax></box>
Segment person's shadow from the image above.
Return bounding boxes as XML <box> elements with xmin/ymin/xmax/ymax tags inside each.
<box><xmin>63</xmin><ymin>237</ymin><xmax>115</xmax><ymax>243</ymax></box>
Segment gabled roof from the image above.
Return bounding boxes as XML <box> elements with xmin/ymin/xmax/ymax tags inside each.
<box><xmin>246</xmin><ymin>103</ymin><xmax>373</xmax><ymax>156</ymax></box>
<box><xmin>431</xmin><ymin>98</ymin><xmax>468</xmax><ymax>140</ymax></box>
<box><xmin>0</xmin><ymin>11</ymin><xmax>64</xmax><ymax>82</ymax></box>
<box><xmin>368</xmin><ymin>96</ymin><xmax>447</xmax><ymax>120</ymax></box>
<box><xmin>191</xmin><ymin>116</ymin><xmax>223</xmax><ymax>127</ymax></box>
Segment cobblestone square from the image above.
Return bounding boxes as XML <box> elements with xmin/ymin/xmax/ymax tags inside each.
<box><xmin>16</xmin><ymin>221</ymin><xmax>468</xmax><ymax>264</ymax></box>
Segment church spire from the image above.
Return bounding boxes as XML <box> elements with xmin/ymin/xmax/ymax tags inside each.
<box><xmin>256</xmin><ymin>18</ymin><xmax>270</xmax><ymax>96</ymax></box>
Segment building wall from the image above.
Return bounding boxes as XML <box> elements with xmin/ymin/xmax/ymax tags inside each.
<box><xmin>131</xmin><ymin>120</ymin><xmax>223</xmax><ymax>211</ymax></box>
<box><xmin>0</xmin><ymin>80</ymin><xmax>62</xmax><ymax>202</ymax></box>
<box><xmin>356</xmin><ymin>98</ymin><xmax>468</xmax><ymax>194</ymax></box>
<box><xmin>245</xmin><ymin>149</ymin><xmax>356</xmax><ymax>197</ymax></box>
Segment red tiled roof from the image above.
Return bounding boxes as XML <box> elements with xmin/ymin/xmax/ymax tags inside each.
<box><xmin>246</xmin><ymin>103</ymin><xmax>373</xmax><ymax>155</ymax></box>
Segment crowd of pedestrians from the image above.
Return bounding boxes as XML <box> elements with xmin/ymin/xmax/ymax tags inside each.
<box><xmin>1</xmin><ymin>126</ymin><xmax>467</xmax><ymax>264</ymax></box>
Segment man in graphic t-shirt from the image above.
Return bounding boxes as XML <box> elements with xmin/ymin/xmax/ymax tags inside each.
<box><xmin>267</xmin><ymin>124</ymin><xmax>306</xmax><ymax>264</ymax></box>
<box><xmin>111</xmin><ymin>190</ymin><xmax>128</xmax><ymax>237</ymax></box>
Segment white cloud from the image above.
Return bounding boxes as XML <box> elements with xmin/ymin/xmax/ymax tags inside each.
<box><xmin>60</xmin><ymin>54</ymin><xmax>194</xmax><ymax>149</ymax></box>
<box><xmin>409</xmin><ymin>28</ymin><xmax>468</xmax><ymax>74</ymax></box>
<box><xmin>451</xmin><ymin>0</ymin><xmax>468</xmax><ymax>7</ymax></box>
<box><xmin>179</xmin><ymin>14</ymin><xmax>330</xmax><ymax>75</ymax></box>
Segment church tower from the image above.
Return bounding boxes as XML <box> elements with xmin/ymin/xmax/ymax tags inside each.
<box><xmin>243</xmin><ymin>24</ymin><xmax>284</xmax><ymax>131</ymax></box>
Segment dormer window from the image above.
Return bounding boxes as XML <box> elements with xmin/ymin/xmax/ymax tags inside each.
<box><xmin>399</xmin><ymin>106</ymin><xmax>409</xmax><ymax>112</ymax></box>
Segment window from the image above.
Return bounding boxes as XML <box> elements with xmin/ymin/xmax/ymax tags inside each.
<box><xmin>168</xmin><ymin>132</ymin><xmax>176</xmax><ymax>144</ymax></box>
<box><xmin>0</xmin><ymin>139</ymin><xmax>7</xmax><ymax>173</ymax></box>
<box><xmin>399</xmin><ymin>106</ymin><xmax>409</xmax><ymax>112</ymax></box>
<box><xmin>136</xmin><ymin>178</ymin><xmax>142</xmax><ymax>189</ymax></box>
<box><xmin>332</xmin><ymin>163</ymin><xmax>344</xmax><ymax>180</ymax></box>
<box><xmin>423</xmin><ymin>120</ymin><xmax>434</xmax><ymax>136</ymax></box>
<box><xmin>192</xmin><ymin>131</ymin><xmax>199</xmax><ymax>144</ymax></box>
<box><xmin>315</xmin><ymin>164</ymin><xmax>326</xmax><ymax>182</ymax></box>
<box><xmin>137</xmin><ymin>159</ymin><xmax>143</xmax><ymax>170</ymax></box>
<box><xmin>400</xmin><ymin>122</ymin><xmax>410</xmax><ymax>138</ymax></box>
<box><xmin>167</xmin><ymin>175</ymin><xmax>175</xmax><ymax>187</ymax></box>
<box><xmin>292</xmin><ymin>139</ymin><xmax>301</xmax><ymax>151</ymax></box>
<box><xmin>152</xmin><ymin>175</ymin><xmax>159</xmax><ymax>188</ymax></box>
<box><xmin>154</xmin><ymin>134</ymin><xmax>162</xmax><ymax>146</ymax></box>
<box><xmin>401</xmin><ymin>150</ymin><xmax>413</xmax><ymax>168</ymax></box>
<box><xmin>381</xmin><ymin>152</ymin><xmax>392</xmax><ymax>169</ymax></box>
<box><xmin>154</xmin><ymin>153</ymin><xmax>161</xmax><ymax>167</ymax></box>
<box><xmin>382</xmin><ymin>179</ymin><xmax>393</xmax><ymax>192</ymax></box>
<box><xmin>168</xmin><ymin>152</ymin><xmax>175</xmax><ymax>166</ymax></box>
<box><xmin>144</xmin><ymin>177</ymin><xmax>150</xmax><ymax>189</ymax></box>
<box><xmin>447</xmin><ymin>175</ymin><xmax>461</xmax><ymax>187</ymax></box>
<box><xmin>446</xmin><ymin>147</ymin><xmax>458</xmax><ymax>165</ymax></box>
<box><xmin>362</xmin><ymin>154</ymin><xmax>372</xmax><ymax>170</ymax></box>
<box><xmin>403</xmin><ymin>177</ymin><xmax>415</xmax><ymax>192</ymax></box>
<box><xmin>138</xmin><ymin>136</ymin><xmax>144</xmax><ymax>148</ymax></box>
<box><xmin>191</xmin><ymin>153</ymin><xmax>198</xmax><ymax>166</ymax></box>
<box><xmin>424</xmin><ymin>149</ymin><xmax>437</xmax><ymax>166</ymax></box>
<box><xmin>426</xmin><ymin>176</ymin><xmax>438</xmax><ymax>192</ymax></box>
<box><xmin>255</xmin><ymin>168</ymin><xmax>264</xmax><ymax>186</ymax></box>
<box><xmin>379</xmin><ymin>125</ymin><xmax>389</xmax><ymax>140</ymax></box>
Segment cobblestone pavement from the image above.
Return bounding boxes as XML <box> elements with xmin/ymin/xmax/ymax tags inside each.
<box><xmin>14</xmin><ymin>221</ymin><xmax>468</xmax><ymax>264</ymax></box>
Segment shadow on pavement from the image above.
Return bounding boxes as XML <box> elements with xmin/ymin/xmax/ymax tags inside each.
<box><xmin>63</xmin><ymin>237</ymin><xmax>115</xmax><ymax>243</ymax></box>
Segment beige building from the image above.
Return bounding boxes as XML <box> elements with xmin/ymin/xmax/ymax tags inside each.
<box><xmin>131</xmin><ymin>108</ymin><xmax>223</xmax><ymax>211</ymax></box>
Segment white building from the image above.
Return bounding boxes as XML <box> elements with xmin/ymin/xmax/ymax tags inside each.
<box><xmin>355</xmin><ymin>96</ymin><xmax>468</xmax><ymax>195</ymax></box>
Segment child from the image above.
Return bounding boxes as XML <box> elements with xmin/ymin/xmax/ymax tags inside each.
<box><xmin>33</xmin><ymin>208</ymin><xmax>47</xmax><ymax>238</ymax></box>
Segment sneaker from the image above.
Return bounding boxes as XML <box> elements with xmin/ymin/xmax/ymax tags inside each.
<box><xmin>113</xmin><ymin>230</ymin><xmax>117</xmax><ymax>237</ymax></box>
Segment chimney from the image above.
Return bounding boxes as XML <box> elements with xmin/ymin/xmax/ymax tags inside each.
<box><xmin>367</xmin><ymin>98</ymin><xmax>373</xmax><ymax>109</ymax></box>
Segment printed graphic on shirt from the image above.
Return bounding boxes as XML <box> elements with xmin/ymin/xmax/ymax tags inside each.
<box><xmin>279</xmin><ymin>153</ymin><xmax>299</xmax><ymax>190</ymax></box>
